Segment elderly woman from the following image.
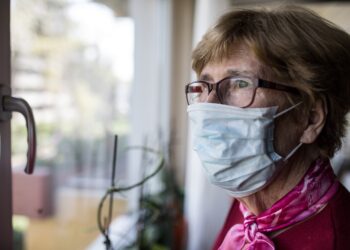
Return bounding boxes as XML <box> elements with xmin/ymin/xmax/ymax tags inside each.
<box><xmin>186</xmin><ymin>6</ymin><xmax>350</xmax><ymax>250</ymax></box>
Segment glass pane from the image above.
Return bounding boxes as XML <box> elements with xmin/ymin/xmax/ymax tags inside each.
<box><xmin>11</xmin><ymin>0</ymin><xmax>133</xmax><ymax>249</ymax></box>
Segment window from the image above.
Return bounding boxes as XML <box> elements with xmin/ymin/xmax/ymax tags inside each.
<box><xmin>11</xmin><ymin>0</ymin><xmax>133</xmax><ymax>249</ymax></box>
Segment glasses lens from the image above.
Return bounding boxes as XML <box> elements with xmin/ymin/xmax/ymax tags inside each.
<box><xmin>186</xmin><ymin>82</ymin><xmax>209</xmax><ymax>104</ymax></box>
<box><xmin>218</xmin><ymin>77</ymin><xmax>256</xmax><ymax>107</ymax></box>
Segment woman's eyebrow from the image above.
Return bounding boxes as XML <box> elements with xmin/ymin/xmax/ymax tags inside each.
<box><xmin>198</xmin><ymin>73</ymin><xmax>212</xmax><ymax>81</ymax></box>
<box><xmin>198</xmin><ymin>69</ymin><xmax>256</xmax><ymax>81</ymax></box>
<box><xmin>226</xmin><ymin>69</ymin><xmax>255</xmax><ymax>77</ymax></box>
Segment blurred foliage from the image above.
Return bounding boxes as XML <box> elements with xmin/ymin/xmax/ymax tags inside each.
<box><xmin>123</xmin><ymin>167</ymin><xmax>186</xmax><ymax>250</ymax></box>
<box><xmin>11</xmin><ymin>0</ymin><xmax>131</xmax><ymax>179</ymax></box>
<box><xmin>95</xmin><ymin>0</ymin><xmax>129</xmax><ymax>16</ymax></box>
<box><xmin>13</xmin><ymin>230</ymin><xmax>24</xmax><ymax>250</ymax></box>
<box><xmin>13</xmin><ymin>216</ymin><xmax>29</xmax><ymax>250</ymax></box>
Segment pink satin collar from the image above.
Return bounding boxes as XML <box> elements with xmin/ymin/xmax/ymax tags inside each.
<box><xmin>219</xmin><ymin>158</ymin><xmax>339</xmax><ymax>250</ymax></box>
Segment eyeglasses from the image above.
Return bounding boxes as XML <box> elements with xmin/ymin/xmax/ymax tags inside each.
<box><xmin>185</xmin><ymin>76</ymin><xmax>299</xmax><ymax>107</ymax></box>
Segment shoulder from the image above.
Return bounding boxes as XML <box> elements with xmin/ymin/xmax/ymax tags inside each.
<box><xmin>328</xmin><ymin>184</ymin><xmax>350</xmax><ymax>249</ymax></box>
<box><xmin>274</xmin><ymin>183</ymin><xmax>350</xmax><ymax>250</ymax></box>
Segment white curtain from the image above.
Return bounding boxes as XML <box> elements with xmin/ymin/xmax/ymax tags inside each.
<box><xmin>184</xmin><ymin>1</ymin><xmax>233</xmax><ymax>249</ymax></box>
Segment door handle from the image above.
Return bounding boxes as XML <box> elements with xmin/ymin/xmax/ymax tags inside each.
<box><xmin>0</xmin><ymin>84</ymin><xmax>36</xmax><ymax>174</ymax></box>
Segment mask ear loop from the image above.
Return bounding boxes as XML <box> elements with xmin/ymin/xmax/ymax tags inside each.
<box><xmin>283</xmin><ymin>142</ymin><xmax>303</xmax><ymax>162</ymax></box>
<box><xmin>273</xmin><ymin>101</ymin><xmax>303</xmax><ymax>119</ymax></box>
<box><xmin>272</xmin><ymin>102</ymin><xmax>303</xmax><ymax>161</ymax></box>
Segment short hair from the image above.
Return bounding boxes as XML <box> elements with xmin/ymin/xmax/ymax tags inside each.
<box><xmin>192</xmin><ymin>5</ymin><xmax>350</xmax><ymax>157</ymax></box>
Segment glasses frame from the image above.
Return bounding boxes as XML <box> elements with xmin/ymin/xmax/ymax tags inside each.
<box><xmin>185</xmin><ymin>76</ymin><xmax>299</xmax><ymax>107</ymax></box>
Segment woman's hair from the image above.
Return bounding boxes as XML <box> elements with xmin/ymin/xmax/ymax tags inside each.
<box><xmin>192</xmin><ymin>5</ymin><xmax>350</xmax><ymax>157</ymax></box>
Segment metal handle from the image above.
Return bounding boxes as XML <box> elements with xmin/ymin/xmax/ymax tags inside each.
<box><xmin>3</xmin><ymin>96</ymin><xmax>36</xmax><ymax>174</ymax></box>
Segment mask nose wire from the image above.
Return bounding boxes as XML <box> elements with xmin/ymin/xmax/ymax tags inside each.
<box><xmin>273</xmin><ymin>102</ymin><xmax>302</xmax><ymax>119</ymax></box>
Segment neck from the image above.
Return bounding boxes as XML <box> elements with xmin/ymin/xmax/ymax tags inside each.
<box><xmin>237</xmin><ymin>145</ymin><xmax>320</xmax><ymax>215</ymax></box>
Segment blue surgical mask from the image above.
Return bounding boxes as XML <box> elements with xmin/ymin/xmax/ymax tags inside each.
<box><xmin>187</xmin><ymin>102</ymin><xmax>302</xmax><ymax>198</ymax></box>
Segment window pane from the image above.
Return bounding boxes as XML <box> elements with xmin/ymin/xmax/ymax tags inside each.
<box><xmin>11</xmin><ymin>0</ymin><xmax>133</xmax><ymax>249</ymax></box>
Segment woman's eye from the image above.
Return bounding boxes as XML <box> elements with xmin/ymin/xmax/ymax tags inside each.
<box><xmin>235</xmin><ymin>79</ymin><xmax>250</xmax><ymax>88</ymax></box>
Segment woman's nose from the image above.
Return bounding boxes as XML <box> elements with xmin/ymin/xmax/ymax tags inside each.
<box><xmin>206</xmin><ymin>89</ymin><xmax>220</xmax><ymax>103</ymax></box>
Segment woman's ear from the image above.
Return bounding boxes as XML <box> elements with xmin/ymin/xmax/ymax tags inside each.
<box><xmin>300</xmin><ymin>98</ymin><xmax>327</xmax><ymax>144</ymax></box>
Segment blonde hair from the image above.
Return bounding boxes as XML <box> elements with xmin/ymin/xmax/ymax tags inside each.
<box><xmin>192</xmin><ymin>6</ymin><xmax>350</xmax><ymax>157</ymax></box>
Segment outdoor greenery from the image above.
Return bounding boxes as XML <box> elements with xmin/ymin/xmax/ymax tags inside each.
<box><xmin>11</xmin><ymin>0</ymin><xmax>130</xmax><ymax>180</ymax></box>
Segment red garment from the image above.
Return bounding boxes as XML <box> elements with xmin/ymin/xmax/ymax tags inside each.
<box><xmin>212</xmin><ymin>184</ymin><xmax>350</xmax><ymax>250</ymax></box>
<box><xmin>219</xmin><ymin>159</ymin><xmax>338</xmax><ymax>250</ymax></box>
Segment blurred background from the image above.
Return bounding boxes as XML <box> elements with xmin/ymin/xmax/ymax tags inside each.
<box><xmin>7</xmin><ymin>0</ymin><xmax>350</xmax><ymax>249</ymax></box>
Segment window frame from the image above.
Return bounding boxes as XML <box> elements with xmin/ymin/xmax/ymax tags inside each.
<box><xmin>0</xmin><ymin>0</ymin><xmax>14</xmax><ymax>248</ymax></box>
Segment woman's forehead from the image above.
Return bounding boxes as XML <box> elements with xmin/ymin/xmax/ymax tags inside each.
<box><xmin>199</xmin><ymin>49</ymin><xmax>261</xmax><ymax>80</ymax></box>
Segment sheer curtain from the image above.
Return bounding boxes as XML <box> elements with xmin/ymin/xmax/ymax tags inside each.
<box><xmin>184</xmin><ymin>1</ymin><xmax>232</xmax><ymax>249</ymax></box>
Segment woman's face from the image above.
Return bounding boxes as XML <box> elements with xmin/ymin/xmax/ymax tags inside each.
<box><xmin>199</xmin><ymin>45</ymin><xmax>305</xmax><ymax>157</ymax></box>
